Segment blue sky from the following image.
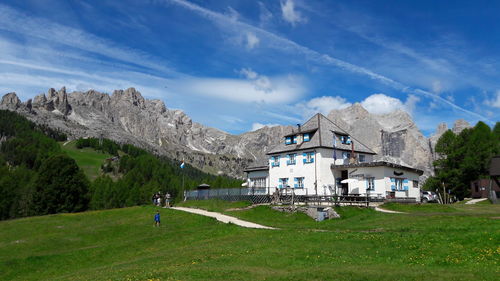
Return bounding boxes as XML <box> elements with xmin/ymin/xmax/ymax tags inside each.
<box><xmin>0</xmin><ymin>0</ymin><xmax>499</xmax><ymax>135</ymax></box>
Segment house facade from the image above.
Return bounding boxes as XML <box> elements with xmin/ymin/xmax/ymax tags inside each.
<box><xmin>245</xmin><ymin>113</ymin><xmax>423</xmax><ymax>201</ymax></box>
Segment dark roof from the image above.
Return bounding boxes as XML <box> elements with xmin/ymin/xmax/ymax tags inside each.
<box><xmin>490</xmin><ymin>156</ymin><xmax>500</xmax><ymax>176</ymax></box>
<box><xmin>266</xmin><ymin>113</ymin><xmax>376</xmax><ymax>155</ymax></box>
<box><xmin>243</xmin><ymin>165</ymin><xmax>269</xmax><ymax>173</ymax></box>
<box><xmin>331</xmin><ymin>161</ymin><xmax>424</xmax><ymax>176</ymax></box>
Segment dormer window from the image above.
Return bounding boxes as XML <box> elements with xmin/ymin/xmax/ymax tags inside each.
<box><xmin>339</xmin><ymin>135</ymin><xmax>351</xmax><ymax>145</ymax></box>
<box><xmin>303</xmin><ymin>133</ymin><xmax>310</xmax><ymax>142</ymax></box>
<box><xmin>292</xmin><ymin>135</ymin><xmax>297</xmax><ymax>144</ymax></box>
<box><xmin>285</xmin><ymin>136</ymin><xmax>292</xmax><ymax>145</ymax></box>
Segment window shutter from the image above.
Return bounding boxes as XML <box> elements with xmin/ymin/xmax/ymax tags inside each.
<box><xmin>310</xmin><ymin>158</ymin><xmax>314</xmax><ymax>163</ymax></box>
<box><xmin>390</xmin><ymin>178</ymin><xmax>395</xmax><ymax>183</ymax></box>
<box><xmin>304</xmin><ymin>133</ymin><xmax>310</xmax><ymax>142</ymax></box>
<box><xmin>391</xmin><ymin>185</ymin><xmax>396</xmax><ymax>191</ymax></box>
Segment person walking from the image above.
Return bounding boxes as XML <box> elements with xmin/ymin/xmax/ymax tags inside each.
<box><xmin>154</xmin><ymin>211</ymin><xmax>161</xmax><ymax>227</ymax></box>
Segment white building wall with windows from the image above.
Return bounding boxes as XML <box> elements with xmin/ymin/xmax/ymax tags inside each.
<box><xmin>268</xmin><ymin>151</ymin><xmax>320</xmax><ymax>195</ymax></box>
<box><xmin>341</xmin><ymin>166</ymin><xmax>421</xmax><ymax>200</ymax></box>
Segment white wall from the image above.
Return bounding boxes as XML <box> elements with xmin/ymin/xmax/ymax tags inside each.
<box><xmin>246</xmin><ymin>170</ymin><xmax>269</xmax><ymax>188</ymax></box>
<box><xmin>268</xmin><ymin>150</ymin><xmax>319</xmax><ymax>195</ymax></box>
<box><xmin>344</xmin><ymin>166</ymin><xmax>421</xmax><ymax>201</ymax></box>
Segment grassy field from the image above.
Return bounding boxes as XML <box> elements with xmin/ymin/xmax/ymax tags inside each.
<box><xmin>0</xmin><ymin>202</ymin><xmax>499</xmax><ymax>281</ymax></box>
<box><xmin>60</xmin><ymin>140</ymin><xmax>111</xmax><ymax>180</ymax></box>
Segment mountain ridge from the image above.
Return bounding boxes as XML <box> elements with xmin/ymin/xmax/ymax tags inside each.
<box><xmin>1</xmin><ymin>87</ymin><xmax>470</xmax><ymax>178</ymax></box>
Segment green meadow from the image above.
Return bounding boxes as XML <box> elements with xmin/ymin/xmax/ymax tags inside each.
<box><xmin>0</xmin><ymin>202</ymin><xmax>498</xmax><ymax>281</ymax></box>
<box><xmin>60</xmin><ymin>140</ymin><xmax>111</xmax><ymax>180</ymax></box>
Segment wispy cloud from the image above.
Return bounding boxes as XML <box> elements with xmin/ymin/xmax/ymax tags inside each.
<box><xmin>280</xmin><ymin>0</ymin><xmax>306</xmax><ymax>26</ymax></box>
<box><xmin>485</xmin><ymin>90</ymin><xmax>500</xmax><ymax>108</ymax></box>
<box><xmin>245</xmin><ymin>32</ymin><xmax>260</xmax><ymax>49</ymax></box>
<box><xmin>296</xmin><ymin>96</ymin><xmax>351</xmax><ymax>117</ymax></box>
<box><xmin>169</xmin><ymin>74</ymin><xmax>305</xmax><ymax>104</ymax></box>
<box><xmin>165</xmin><ymin>0</ymin><xmax>490</xmax><ymax>123</ymax></box>
<box><xmin>251</xmin><ymin>122</ymin><xmax>280</xmax><ymax>131</ymax></box>
<box><xmin>0</xmin><ymin>4</ymin><xmax>172</xmax><ymax>74</ymax></box>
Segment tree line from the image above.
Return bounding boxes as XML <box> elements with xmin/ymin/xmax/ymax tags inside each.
<box><xmin>424</xmin><ymin>121</ymin><xmax>500</xmax><ymax>199</ymax></box>
<box><xmin>0</xmin><ymin>110</ymin><xmax>242</xmax><ymax>220</ymax></box>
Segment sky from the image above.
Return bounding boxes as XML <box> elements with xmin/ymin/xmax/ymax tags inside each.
<box><xmin>0</xmin><ymin>0</ymin><xmax>499</xmax><ymax>135</ymax></box>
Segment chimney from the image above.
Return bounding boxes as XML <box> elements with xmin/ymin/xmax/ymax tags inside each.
<box><xmin>297</xmin><ymin>124</ymin><xmax>301</xmax><ymax>132</ymax></box>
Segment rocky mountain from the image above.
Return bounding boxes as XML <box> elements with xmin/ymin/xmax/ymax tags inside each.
<box><xmin>328</xmin><ymin>104</ymin><xmax>433</xmax><ymax>177</ymax></box>
<box><xmin>1</xmin><ymin>87</ymin><xmax>290</xmax><ymax>178</ymax></box>
<box><xmin>1</xmin><ymin>87</ymin><xmax>471</xmax><ymax>179</ymax></box>
<box><xmin>428</xmin><ymin>119</ymin><xmax>471</xmax><ymax>160</ymax></box>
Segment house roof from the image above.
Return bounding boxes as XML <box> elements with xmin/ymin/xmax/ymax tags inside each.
<box><xmin>243</xmin><ymin>165</ymin><xmax>269</xmax><ymax>173</ymax></box>
<box><xmin>266</xmin><ymin>113</ymin><xmax>376</xmax><ymax>155</ymax></box>
<box><xmin>331</xmin><ymin>161</ymin><xmax>424</xmax><ymax>176</ymax></box>
<box><xmin>490</xmin><ymin>156</ymin><xmax>500</xmax><ymax>176</ymax></box>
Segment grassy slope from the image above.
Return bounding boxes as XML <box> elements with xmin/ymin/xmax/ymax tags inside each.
<box><xmin>0</xmin><ymin>203</ymin><xmax>499</xmax><ymax>281</ymax></box>
<box><xmin>60</xmin><ymin>141</ymin><xmax>111</xmax><ymax>180</ymax></box>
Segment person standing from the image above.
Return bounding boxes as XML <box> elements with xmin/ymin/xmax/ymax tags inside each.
<box><xmin>164</xmin><ymin>193</ymin><xmax>171</xmax><ymax>208</ymax></box>
<box><xmin>154</xmin><ymin>211</ymin><xmax>160</xmax><ymax>227</ymax></box>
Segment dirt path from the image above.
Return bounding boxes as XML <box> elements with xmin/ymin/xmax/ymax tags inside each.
<box><xmin>63</xmin><ymin>140</ymin><xmax>71</xmax><ymax>146</ymax></box>
<box><xmin>465</xmin><ymin>198</ymin><xmax>488</xmax><ymax>205</ymax></box>
<box><xmin>171</xmin><ymin>207</ymin><xmax>277</xmax><ymax>230</ymax></box>
<box><xmin>374</xmin><ymin>206</ymin><xmax>407</xmax><ymax>214</ymax></box>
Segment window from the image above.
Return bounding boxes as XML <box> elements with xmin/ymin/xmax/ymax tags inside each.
<box><xmin>366</xmin><ymin>177</ymin><xmax>375</xmax><ymax>190</ymax></box>
<box><xmin>294</xmin><ymin>177</ymin><xmax>304</xmax><ymax>188</ymax></box>
<box><xmin>342</xmin><ymin>151</ymin><xmax>351</xmax><ymax>160</ymax></box>
<box><xmin>279</xmin><ymin>178</ymin><xmax>289</xmax><ymax>188</ymax></box>
<box><xmin>292</xmin><ymin>135</ymin><xmax>297</xmax><ymax>144</ymax></box>
<box><xmin>413</xmin><ymin>180</ymin><xmax>419</xmax><ymax>189</ymax></box>
<box><xmin>287</xmin><ymin>153</ymin><xmax>296</xmax><ymax>165</ymax></box>
<box><xmin>250</xmin><ymin>177</ymin><xmax>266</xmax><ymax>188</ymax></box>
<box><xmin>359</xmin><ymin>154</ymin><xmax>366</xmax><ymax>163</ymax></box>
<box><xmin>390</xmin><ymin>178</ymin><xmax>408</xmax><ymax>191</ymax></box>
<box><xmin>339</xmin><ymin>135</ymin><xmax>351</xmax><ymax>144</ymax></box>
<box><xmin>303</xmin><ymin>152</ymin><xmax>314</xmax><ymax>164</ymax></box>
<box><xmin>271</xmin><ymin>156</ymin><xmax>280</xmax><ymax>167</ymax></box>
<box><xmin>285</xmin><ymin>136</ymin><xmax>292</xmax><ymax>145</ymax></box>
<box><xmin>303</xmin><ymin>133</ymin><xmax>310</xmax><ymax>142</ymax></box>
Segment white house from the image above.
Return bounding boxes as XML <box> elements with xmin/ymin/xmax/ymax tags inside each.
<box><xmin>245</xmin><ymin>113</ymin><xmax>423</xmax><ymax>201</ymax></box>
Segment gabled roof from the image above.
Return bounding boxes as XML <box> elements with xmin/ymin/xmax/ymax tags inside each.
<box><xmin>331</xmin><ymin>161</ymin><xmax>424</xmax><ymax>176</ymax></box>
<box><xmin>267</xmin><ymin>113</ymin><xmax>376</xmax><ymax>155</ymax></box>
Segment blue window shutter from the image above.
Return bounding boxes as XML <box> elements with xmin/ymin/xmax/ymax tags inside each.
<box><xmin>404</xmin><ymin>185</ymin><xmax>409</xmax><ymax>191</ymax></box>
<box><xmin>303</xmin><ymin>158</ymin><xmax>306</xmax><ymax>164</ymax></box>
<box><xmin>311</xmin><ymin>158</ymin><xmax>314</xmax><ymax>163</ymax></box>
<box><xmin>294</xmin><ymin>178</ymin><xmax>298</xmax><ymax>182</ymax></box>
<box><xmin>279</xmin><ymin>184</ymin><xmax>282</xmax><ymax>188</ymax></box>
<box><xmin>390</xmin><ymin>178</ymin><xmax>395</xmax><ymax>183</ymax></box>
<box><xmin>302</xmin><ymin>152</ymin><xmax>306</xmax><ymax>157</ymax></box>
<box><xmin>304</xmin><ymin>133</ymin><xmax>310</xmax><ymax>142</ymax></box>
<box><xmin>391</xmin><ymin>185</ymin><xmax>396</xmax><ymax>191</ymax></box>
<box><xmin>403</xmin><ymin>179</ymin><xmax>409</xmax><ymax>184</ymax></box>
<box><xmin>294</xmin><ymin>184</ymin><xmax>298</xmax><ymax>188</ymax></box>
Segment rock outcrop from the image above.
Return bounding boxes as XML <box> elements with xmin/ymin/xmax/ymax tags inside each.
<box><xmin>328</xmin><ymin>104</ymin><xmax>434</xmax><ymax>177</ymax></box>
<box><xmin>1</xmin><ymin>93</ymin><xmax>21</xmax><ymax>110</ymax></box>
<box><xmin>0</xmin><ymin>88</ymin><xmax>287</xmax><ymax>177</ymax></box>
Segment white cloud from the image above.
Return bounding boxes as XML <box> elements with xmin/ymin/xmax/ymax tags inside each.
<box><xmin>280</xmin><ymin>0</ymin><xmax>306</xmax><ymax>26</ymax></box>
<box><xmin>245</xmin><ymin>32</ymin><xmax>260</xmax><ymax>49</ymax></box>
<box><xmin>251</xmin><ymin>122</ymin><xmax>280</xmax><ymax>131</ymax></box>
<box><xmin>360</xmin><ymin>93</ymin><xmax>419</xmax><ymax>115</ymax></box>
<box><xmin>258</xmin><ymin>2</ymin><xmax>273</xmax><ymax>26</ymax></box>
<box><xmin>485</xmin><ymin>90</ymin><xmax>500</xmax><ymax>108</ymax></box>
<box><xmin>239</xmin><ymin>68</ymin><xmax>258</xmax><ymax>79</ymax></box>
<box><xmin>238</xmin><ymin>68</ymin><xmax>273</xmax><ymax>92</ymax></box>
<box><xmin>225</xmin><ymin>6</ymin><xmax>239</xmax><ymax>21</ymax></box>
<box><xmin>170</xmin><ymin>75</ymin><xmax>305</xmax><ymax>104</ymax></box>
<box><xmin>296</xmin><ymin>96</ymin><xmax>351</xmax><ymax>117</ymax></box>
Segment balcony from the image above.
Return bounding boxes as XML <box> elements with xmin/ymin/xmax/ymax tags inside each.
<box><xmin>303</xmin><ymin>158</ymin><xmax>314</xmax><ymax>164</ymax></box>
<box><xmin>287</xmin><ymin>160</ymin><xmax>296</xmax><ymax>165</ymax></box>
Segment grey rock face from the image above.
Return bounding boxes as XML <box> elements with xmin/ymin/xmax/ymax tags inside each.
<box><xmin>328</xmin><ymin>106</ymin><xmax>434</xmax><ymax>178</ymax></box>
<box><xmin>0</xmin><ymin>87</ymin><xmax>286</xmax><ymax>177</ymax></box>
<box><xmin>1</xmin><ymin>92</ymin><xmax>21</xmax><ymax>110</ymax></box>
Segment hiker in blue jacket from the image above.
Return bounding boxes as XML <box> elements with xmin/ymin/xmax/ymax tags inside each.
<box><xmin>154</xmin><ymin>211</ymin><xmax>160</xmax><ymax>227</ymax></box>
